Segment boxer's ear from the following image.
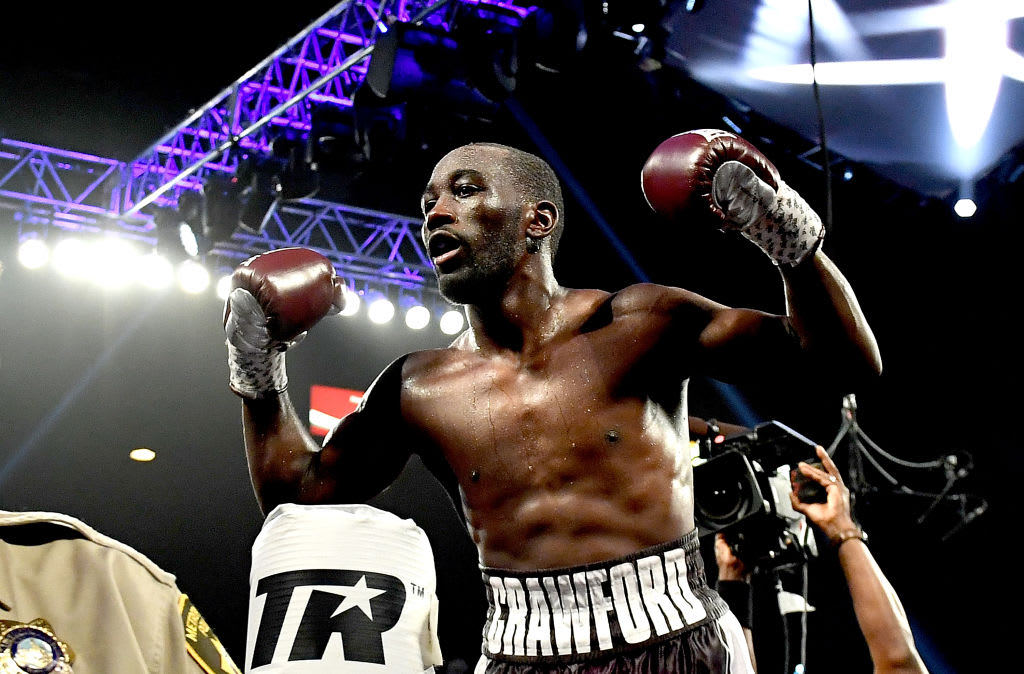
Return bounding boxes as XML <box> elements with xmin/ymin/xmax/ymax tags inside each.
<box><xmin>526</xmin><ymin>200</ymin><xmax>557</xmax><ymax>241</ymax></box>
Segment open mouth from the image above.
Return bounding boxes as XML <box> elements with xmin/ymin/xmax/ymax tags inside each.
<box><xmin>427</xmin><ymin>231</ymin><xmax>463</xmax><ymax>267</ymax></box>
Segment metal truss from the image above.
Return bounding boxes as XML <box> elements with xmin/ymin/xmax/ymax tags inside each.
<box><xmin>0</xmin><ymin>138</ymin><xmax>435</xmax><ymax>296</ymax></box>
<box><xmin>120</xmin><ymin>0</ymin><xmax>529</xmax><ymax>218</ymax></box>
<box><xmin>0</xmin><ymin>1</ymin><xmax>529</xmax><ymax>299</ymax></box>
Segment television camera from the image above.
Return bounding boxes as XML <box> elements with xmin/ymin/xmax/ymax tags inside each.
<box><xmin>693</xmin><ymin>420</ymin><xmax>827</xmax><ymax>572</ymax></box>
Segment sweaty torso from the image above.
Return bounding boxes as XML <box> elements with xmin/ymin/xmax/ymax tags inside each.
<box><xmin>401</xmin><ymin>286</ymin><xmax>699</xmax><ymax>570</ymax></box>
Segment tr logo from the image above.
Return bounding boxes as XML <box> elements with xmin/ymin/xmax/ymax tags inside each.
<box><xmin>251</xmin><ymin>569</ymin><xmax>406</xmax><ymax>668</ymax></box>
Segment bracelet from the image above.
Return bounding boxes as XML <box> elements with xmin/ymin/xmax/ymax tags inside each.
<box><xmin>832</xmin><ymin>528</ymin><xmax>868</xmax><ymax>548</ymax></box>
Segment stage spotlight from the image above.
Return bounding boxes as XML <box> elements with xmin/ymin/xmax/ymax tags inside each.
<box><xmin>685</xmin><ymin>0</ymin><xmax>706</xmax><ymax>13</ymax></box>
<box><xmin>308</xmin><ymin>104</ymin><xmax>362</xmax><ymax>172</ymax></box>
<box><xmin>239</xmin><ymin>178</ymin><xmax>279</xmax><ymax>234</ymax></box>
<box><xmin>92</xmin><ymin>237</ymin><xmax>141</xmax><ymax>289</ymax></box>
<box><xmin>138</xmin><ymin>252</ymin><xmax>175</xmax><ymax>290</ymax></box>
<box><xmin>367</xmin><ymin>292</ymin><xmax>395</xmax><ymax>324</ymax></box>
<box><xmin>177</xmin><ymin>259</ymin><xmax>211</xmax><ymax>294</ymax></box>
<box><xmin>518</xmin><ymin>3</ymin><xmax>588</xmax><ymax>76</ymax></box>
<box><xmin>339</xmin><ymin>286</ymin><xmax>361</xmax><ymax>316</ymax></box>
<box><xmin>954</xmin><ymin>198</ymin><xmax>977</xmax><ymax>218</ymax></box>
<box><xmin>17</xmin><ymin>236</ymin><xmax>49</xmax><ymax>269</ymax></box>
<box><xmin>129</xmin><ymin>447</ymin><xmax>156</xmax><ymax>462</ymax></box>
<box><xmin>153</xmin><ymin>207</ymin><xmax>195</xmax><ymax>261</ymax></box>
<box><xmin>215</xmin><ymin>273</ymin><xmax>233</xmax><ymax>301</ymax></box>
<box><xmin>400</xmin><ymin>296</ymin><xmax>430</xmax><ymax>330</ymax></box>
<box><xmin>954</xmin><ymin>180</ymin><xmax>977</xmax><ymax>218</ymax></box>
<box><xmin>176</xmin><ymin>189</ymin><xmax>203</xmax><ymax>233</ymax></box>
<box><xmin>439</xmin><ymin>308</ymin><xmax>465</xmax><ymax>335</ymax></box>
<box><xmin>202</xmin><ymin>176</ymin><xmax>244</xmax><ymax>246</ymax></box>
<box><xmin>52</xmin><ymin>238</ymin><xmax>91</xmax><ymax>279</ymax></box>
<box><xmin>272</xmin><ymin>145</ymin><xmax>319</xmax><ymax>202</ymax></box>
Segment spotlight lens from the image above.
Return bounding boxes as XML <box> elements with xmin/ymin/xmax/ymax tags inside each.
<box><xmin>368</xmin><ymin>298</ymin><xmax>395</xmax><ymax>324</ymax></box>
<box><xmin>178</xmin><ymin>260</ymin><xmax>211</xmax><ymax>294</ymax></box>
<box><xmin>439</xmin><ymin>309</ymin><xmax>465</xmax><ymax>335</ymax></box>
<box><xmin>216</xmin><ymin>274</ymin><xmax>233</xmax><ymax>301</ymax></box>
<box><xmin>405</xmin><ymin>305</ymin><xmax>430</xmax><ymax>330</ymax></box>
<box><xmin>52</xmin><ymin>238</ymin><xmax>91</xmax><ymax>278</ymax></box>
<box><xmin>18</xmin><ymin>238</ymin><xmax>49</xmax><ymax>269</ymax></box>
<box><xmin>179</xmin><ymin>223</ymin><xmax>199</xmax><ymax>257</ymax></box>
<box><xmin>339</xmin><ymin>287</ymin><xmax>361</xmax><ymax>316</ymax></box>
<box><xmin>139</xmin><ymin>253</ymin><xmax>175</xmax><ymax>289</ymax></box>
<box><xmin>93</xmin><ymin>238</ymin><xmax>140</xmax><ymax>289</ymax></box>
<box><xmin>129</xmin><ymin>447</ymin><xmax>156</xmax><ymax>462</ymax></box>
<box><xmin>954</xmin><ymin>198</ymin><xmax>977</xmax><ymax>218</ymax></box>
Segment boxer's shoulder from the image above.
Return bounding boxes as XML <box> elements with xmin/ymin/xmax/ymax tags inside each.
<box><xmin>609</xmin><ymin>283</ymin><xmax>720</xmax><ymax>319</ymax></box>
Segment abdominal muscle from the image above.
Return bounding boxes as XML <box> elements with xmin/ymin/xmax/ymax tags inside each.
<box><xmin>465</xmin><ymin>442</ymin><xmax>695</xmax><ymax>571</ymax></box>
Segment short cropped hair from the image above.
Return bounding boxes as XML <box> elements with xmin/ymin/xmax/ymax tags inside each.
<box><xmin>469</xmin><ymin>142</ymin><xmax>565</xmax><ymax>255</ymax></box>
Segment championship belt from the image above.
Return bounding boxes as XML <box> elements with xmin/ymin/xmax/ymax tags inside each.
<box><xmin>0</xmin><ymin>619</ymin><xmax>74</xmax><ymax>674</ymax></box>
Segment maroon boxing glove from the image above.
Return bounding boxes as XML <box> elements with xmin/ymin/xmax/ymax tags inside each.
<box><xmin>224</xmin><ymin>247</ymin><xmax>345</xmax><ymax>398</ymax></box>
<box><xmin>641</xmin><ymin>129</ymin><xmax>824</xmax><ymax>266</ymax></box>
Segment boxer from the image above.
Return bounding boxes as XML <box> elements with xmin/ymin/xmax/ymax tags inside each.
<box><xmin>224</xmin><ymin>132</ymin><xmax>882</xmax><ymax>672</ymax></box>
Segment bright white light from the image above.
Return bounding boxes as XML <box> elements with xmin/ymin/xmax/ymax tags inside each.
<box><xmin>177</xmin><ymin>260</ymin><xmax>211</xmax><ymax>294</ymax></box>
<box><xmin>748</xmin><ymin>59</ymin><xmax>946</xmax><ymax>85</ymax></box>
<box><xmin>179</xmin><ymin>224</ymin><xmax>199</xmax><ymax>257</ymax></box>
<box><xmin>367</xmin><ymin>297</ymin><xmax>395</xmax><ymax>324</ymax></box>
<box><xmin>631</xmin><ymin>23</ymin><xmax>645</xmax><ymax>33</ymax></box>
<box><xmin>52</xmin><ymin>238</ymin><xmax>92</xmax><ymax>279</ymax></box>
<box><xmin>339</xmin><ymin>287</ymin><xmax>361</xmax><ymax>316</ymax></box>
<box><xmin>17</xmin><ymin>238</ymin><xmax>49</xmax><ymax>269</ymax></box>
<box><xmin>215</xmin><ymin>274</ymin><xmax>233</xmax><ymax>301</ymax></box>
<box><xmin>137</xmin><ymin>253</ymin><xmax>175</xmax><ymax>290</ymax></box>
<box><xmin>953</xmin><ymin>198</ymin><xmax>977</xmax><ymax>218</ymax></box>
<box><xmin>439</xmin><ymin>309</ymin><xmax>465</xmax><ymax>335</ymax></box>
<box><xmin>944</xmin><ymin>0</ymin><xmax>1006</xmax><ymax>148</ymax></box>
<box><xmin>92</xmin><ymin>238</ymin><xmax>140</xmax><ymax>289</ymax></box>
<box><xmin>405</xmin><ymin>304</ymin><xmax>430</xmax><ymax>330</ymax></box>
<box><xmin>129</xmin><ymin>447</ymin><xmax>156</xmax><ymax>462</ymax></box>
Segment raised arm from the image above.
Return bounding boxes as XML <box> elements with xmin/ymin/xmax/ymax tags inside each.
<box><xmin>642</xmin><ymin>130</ymin><xmax>882</xmax><ymax>384</ymax></box>
<box><xmin>791</xmin><ymin>447</ymin><xmax>929</xmax><ymax>674</ymax></box>
<box><xmin>224</xmin><ymin>248</ymin><xmax>412</xmax><ymax>515</ymax></box>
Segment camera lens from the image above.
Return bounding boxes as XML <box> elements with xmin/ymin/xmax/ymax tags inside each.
<box><xmin>698</xmin><ymin>479</ymin><xmax>749</xmax><ymax>525</ymax></box>
<box><xmin>693</xmin><ymin>450</ymin><xmax>765</xmax><ymax>532</ymax></box>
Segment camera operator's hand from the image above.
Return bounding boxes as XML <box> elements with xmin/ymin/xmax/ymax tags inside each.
<box><xmin>790</xmin><ymin>445</ymin><xmax>860</xmax><ymax>546</ymax></box>
<box><xmin>714</xmin><ymin>533</ymin><xmax>750</xmax><ymax>581</ymax></box>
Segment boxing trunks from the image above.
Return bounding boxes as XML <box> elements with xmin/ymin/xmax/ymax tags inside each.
<box><xmin>475</xmin><ymin>530</ymin><xmax>754</xmax><ymax>674</ymax></box>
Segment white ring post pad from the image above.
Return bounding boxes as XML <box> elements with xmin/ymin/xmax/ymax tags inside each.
<box><xmin>245</xmin><ymin>503</ymin><xmax>443</xmax><ymax>673</ymax></box>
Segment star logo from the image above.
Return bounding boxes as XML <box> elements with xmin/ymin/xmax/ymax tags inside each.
<box><xmin>329</xmin><ymin>575</ymin><xmax>387</xmax><ymax>620</ymax></box>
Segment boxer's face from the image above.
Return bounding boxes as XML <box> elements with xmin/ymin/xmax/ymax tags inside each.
<box><xmin>421</xmin><ymin>146</ymin><xmax>526</xmax><ymax>304</ymax></box>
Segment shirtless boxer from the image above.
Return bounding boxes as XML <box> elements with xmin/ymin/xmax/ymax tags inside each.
<box><xmin>224</xmin><ymin>131</ymin><xmax>882</xmax><ymax>673</ymax></box>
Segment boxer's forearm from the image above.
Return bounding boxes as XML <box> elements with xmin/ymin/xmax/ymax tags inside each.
<box><xmin>242</xmin><ymin>392</ymin><xmax>324</xmax><ymax>515</ymax></box>
<box><xmin>781</xmin><ymin>249</ymin><xmax>882</xmax><ymax>382</ymax></box>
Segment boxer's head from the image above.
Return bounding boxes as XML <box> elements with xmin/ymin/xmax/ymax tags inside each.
<box><xmin>422</xmin><ymin>143</ymin><xmax>563</xmax><ymax>304</ymax></box>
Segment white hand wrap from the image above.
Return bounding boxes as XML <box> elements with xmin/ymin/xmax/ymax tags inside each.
<box><xmin>712</xmin><ymin>161</ymin><xmax>825</xmax><ymax>266</ymax></box>
<box><xmin>225</xmin><ymin>288</ymin><xmax>304</xmax><ymax>399</ymax></box>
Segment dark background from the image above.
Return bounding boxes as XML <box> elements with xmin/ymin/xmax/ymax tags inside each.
<box><xmin>2</xmin><ymin>2</ymin><xmax>1021</xmax><ymax>673</ymax></box>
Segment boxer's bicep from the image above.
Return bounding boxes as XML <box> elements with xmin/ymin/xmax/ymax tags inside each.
<box><xmin>697</xmin><ymin>307</ymin><xmax>800</xmax><ymax>381</ymax></box>
<box><xmin>309</xmin><ymin>357</ymin><xmax>414</xmax><ymax>504</ymax></box>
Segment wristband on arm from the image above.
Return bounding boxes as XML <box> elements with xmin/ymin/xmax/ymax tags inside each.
<box><xmin>716</xmin><ymin>579</ymin><xmax>753</xmax><ymax>629</ymax></box>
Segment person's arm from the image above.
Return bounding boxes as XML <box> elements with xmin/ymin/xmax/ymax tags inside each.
<box><xmin>778</xmin><ymin>249</ymin><xmax>882</xmax><ymax>382</ymax></box>
<box><xmin>225</xmin><ymin>248</ymin><xmax>413</xmax><ymax>515</ymax></box>
<box><xmin>241</xmin><ymin>359</ymin><xmax>413</xmax><ymax>515</ymax></box>
<box><xmin>714</xmin><ymin>533</ymin><xmax>757</xmax><ymax>673</ymax></box>
<box><xmin>791</xmin><ymin>447</ymin><xmax>929</xmax><ymax>674</ymax></box>
<box><xmin>641</xmin><ymin>130</ymin><xmax>882</xmax><ymax>384</ymax></box>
